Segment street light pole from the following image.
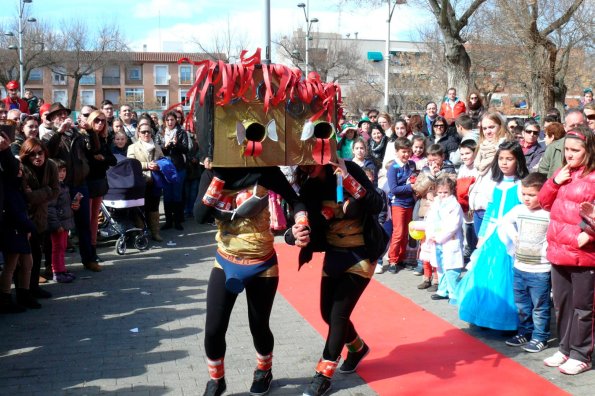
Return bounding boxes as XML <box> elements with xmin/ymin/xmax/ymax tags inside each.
<box><xmin>297</xmin><ymin>1</ymin><xmax>318</xmax><ymax>76</ymax></box>
<box><xmin>384</xmin><ymin>1</ymin><xmax>406</xmax><ymax>112</ymax></box>
<box><xmin>7</xmin><ymin>0</ymin><xmax>36</xmax><ymax>97</ymax></box>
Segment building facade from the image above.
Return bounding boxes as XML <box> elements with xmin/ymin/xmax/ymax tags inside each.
<box><xmin>11</xmin><ymin>52</ymin><xmax>208</xmax><ymax>111</ymax></box>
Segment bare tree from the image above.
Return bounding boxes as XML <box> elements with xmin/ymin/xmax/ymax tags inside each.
<box><xmin>45</xmin><ymin>21</ymin><xmax>129</xmax><ymax>110</ymax></box>
<box><xmin>0</xmin><ymin>20</ymin><xmax>53</xmax><ymax>88</ymax></box>
<box><xmin>496</xmin><ymin>0</ymin><xmax>587</xmax><ymax>116</ymax></box>
<box><xmin>189</xmin><ymin>17</ymin><xmax>251</xmax><ymax>62</ymax></box>
<box><xmin>276</xmin><ymin>30</ymin><xmax>365</xmax><ymax>83</ymax></box>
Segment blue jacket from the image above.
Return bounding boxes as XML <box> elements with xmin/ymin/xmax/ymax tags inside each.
<box><xmin>387</xmin><ymin>160</ymin><xmax>416</xmax><ymax>208</ymax></box>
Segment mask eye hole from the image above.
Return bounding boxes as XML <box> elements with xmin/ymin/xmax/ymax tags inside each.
<box><xmin>314</xmin><ymin>122</ymin><xmax>333</xmax><ymax>139</ymax></box>
<box><xmin>245</xmin><ymin>123</ymin><xmax>266</xmax><ymax>142</ymax></box>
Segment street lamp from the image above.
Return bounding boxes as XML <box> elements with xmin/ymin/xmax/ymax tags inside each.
<box><xmin>4</xmin><ymin>0</ymin><xmax>36</xmax><ymax>97</ymax></box>
<box><xmin>297</xmin><ymin>1</ymin><xmax>318</xmax><ymax>76</ymax></box>
<box><xmin>384</xmin><ymin>0</ymin><xmax>407</xmax><ymax>112</ymax></box>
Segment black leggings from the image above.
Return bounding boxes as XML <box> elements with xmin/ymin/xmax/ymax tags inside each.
<box><xmin>320</xmin><ymin>272</ymin><xmax>370</xmax><ymax>361</ymax></box>
<box><xmin>204</xmin><ymin>267</ymin><xmax>279</xmax><ymax>359</ymax></box>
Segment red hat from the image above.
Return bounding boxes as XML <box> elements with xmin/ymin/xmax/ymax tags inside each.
<box><xmin>6</xmin><ymin>80</ymin><xmax>19</xmax><ymax>90</ymax></box>
<box><xmin>39</xmin><ymin>103</ymin><xmax>51</xmax><ymax>116</ymax></box>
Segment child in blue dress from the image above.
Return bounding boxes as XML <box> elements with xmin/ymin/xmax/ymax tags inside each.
<box><xmin>455</xmin><ymin>141</ymin><xmax>529</xmax><ymax>331</ymax></box>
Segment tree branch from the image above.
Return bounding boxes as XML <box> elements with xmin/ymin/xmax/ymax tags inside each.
<box><xmin>543</xmin><ymin>0</ymin><xmax>585</xmax><ymax>37</ymax></box>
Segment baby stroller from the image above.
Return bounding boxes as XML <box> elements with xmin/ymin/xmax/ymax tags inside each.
<box><xmin>101</xmin><ymin>158</ymin><xmax>150</xmax><ymax>255</ymax></box>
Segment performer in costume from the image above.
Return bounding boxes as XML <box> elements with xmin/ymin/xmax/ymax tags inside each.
<box><xmin>287</xmin><ymin>159</ymin><xmax>387</xmax><ymax>396</ymax></box>
<box><xmin>195</xmin><ymin>166</ymin><xmax>306</xmax><ymax>396</ymax></box>
<box><xmin>455</xmin><ymin>141</ymin><xmax>529</xmax><ymax>331</ymax></box>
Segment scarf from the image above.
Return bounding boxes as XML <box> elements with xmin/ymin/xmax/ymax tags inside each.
<box><xmin>140</xmin><ymin>139</ymin><xmax>155</xmax><ymax>155</ymax></box>
<box><xmin>164</xmin><ymin>128</ymin><xmax>177</xmax><ymax>145</ymax></box>
<box><xmin>369</xmin><ymin>136</ymin><xmax>388</xmax><ymax>160</ymax></box>
<box><xmin>475</xmin><ymin>139</ymin><xmax>498</xmax><ymax>176</ymax></box>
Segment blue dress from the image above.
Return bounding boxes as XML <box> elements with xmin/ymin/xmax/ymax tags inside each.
<box><xmin>455</xmin><ymin>176</ymin><xmax>521</xmax><ymax>330</ymax></box>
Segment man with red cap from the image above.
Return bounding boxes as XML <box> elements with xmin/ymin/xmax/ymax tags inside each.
<box><xmin>38</xmin><ymin>103</ymin><xmax>53</xmax><ymax>139</ymax></box>
<box><xmin>2</xmin><ymin>81</ymin><xmax>30</xmax><ymax>114</ymax></box>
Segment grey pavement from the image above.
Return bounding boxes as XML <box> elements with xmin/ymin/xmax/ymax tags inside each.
<box><xmin>0</xmin><ymin>217</ymin><xmax>593</xmax><ymax>396</ymax></box>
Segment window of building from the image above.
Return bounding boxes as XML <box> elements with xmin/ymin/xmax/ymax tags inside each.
<box><xmin>80</xmin><ymin>71</ymin><xmax>96</xmax><ymax>85</ymax></box>
<box><xmin>125</xmin><ymin>88</ymin><xmax>144</xmax><ymax>109</ymax></box>
<box><xmin>53</xmin><ymin>90</ymin><xmax>68</xmax><ymax>106</ymax></box>
<box><xmin>80</xmin><ymin>90</ymin><xmax>96</xmax><ymax>106</ymax></box>
<box><xmin>154</xmin><ymin>65</ymin><xmax>169</xmax><ymax>85</ymax></box>
<box><xmin>103</xmin><ymin>65</ymin><xmax>121</xmax><ymax>85</ymax></box>
<box><xmin>155</xmin><ymin>90</ymin><xmax>168</xmax><ymax>109</ymax></box>
<box><xmin>127</xmin><ymin>65</ymin><xmax>142</xmax><ymax>81</ymax></box>
<box><xmin>179</xmin><ymin>65</ymin><xmax>192</xmax><ymax>85</ymax></box>
<box><xmin>29</xmin><ymin>68</ymin><xmax>43</xmax><ymax>82</ymax></box>
<box><xmin>104</xmin><ymin>89</ymin><xmax>120</xmax><ymax>106</ymax></box>
<box><xmin>180</xmin><ymin>89</ymin><xmax>190</xmax><ymax>109</ymax></box>
<box><xmin>52</xmin><ymin>67</ymin><xmax>67</xmax><ymax>85</ymax></box>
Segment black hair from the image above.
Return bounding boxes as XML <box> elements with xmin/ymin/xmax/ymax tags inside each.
<box><xmin>546</xmin><ymin>107</ymin><xmax>561</xmax><ymax>122</ymax></box>
<box><xmin>101</xmin><ymin>99</ymin><xmax>113</xmax><ymax>107</ymax></box>
<box><xmin>362</xmin><ymin>167</ymin><xmax>375</xmax><ymax>178</ymax></box>
<box><xmin>543</xmin><ymin>114</ymin><xmax>559</xmax><ymax>124</ymax></box>
<box><xmin>490</xmin><ymin>141</ymin><xmax>529</xmax><ymax>182</ymax></box>
<box><xmin>459</xmin><ymin>139</ymin><xmax>477</xmax><ymax>152</ymax></box>
<box><xmin>521</xmin><ymin>172</ymin><xmax>547</xmax><ymax>189</ymax></box>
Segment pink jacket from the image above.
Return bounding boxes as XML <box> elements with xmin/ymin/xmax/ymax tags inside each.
<box><xmin>538</xmin><ymin>167</ymin><xmax>595</xmax><ymax>267</ymax></box>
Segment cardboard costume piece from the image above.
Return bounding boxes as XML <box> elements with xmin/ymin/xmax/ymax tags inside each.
<box><xmin>185</xmin><ymin>49</ymin><xmax>341</xmax><ymax>167</ymax></box>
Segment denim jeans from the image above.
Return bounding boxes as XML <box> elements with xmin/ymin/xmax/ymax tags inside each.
<box><xmin>435</xmin><ymin>245</ymin><xmax>462</xmax><ymax>301</ymax></box>
<box><xmin>513</xmin><ymin>268</ymin><xmax>551</xmax><ymax>342</ymax></box>
<box><xmin>473</xmin><ymin>209</ymin><xmax>485</xmax><ymax>237</ymax></box>
<box><xmin>463</xmin><ymin>222</ymin><xmax>477</xmax><ymax>258</ymax></box>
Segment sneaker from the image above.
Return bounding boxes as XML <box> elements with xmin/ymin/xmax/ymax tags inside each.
<box><xmin>387</xmin><ymin>264</ymin><xmax>398</xmax><ymax>274</ymax></box>
<box><xmin>505</xmin><ymin>334</ymin><xmax>530</xmax><ymax>347</ymax></box>
<box><xmin>203</xmin><ymin>378</ymin><xmax>226</xmax><ymax>396</ymax></box>
<box><xmin>417</xmin><ymin>280</ymin><xmax>431</xmax><ymax>289</ymax></box>
<box><xmin>250</xmin><ymin>369</ymin><xmax>272</xmax><ymax>395</ymax></box>
<box><xmin>65</xmin><ymin>271</ymin><xmax>76</xmax><ymax>280</ymax></box>
<box><xmin>338</xmin><ymin>343</ymin><xmax>370</xmax><ymax>373</ymax></box>
<box><xmin>558</xmin><ymin>358</ymin><xmax>592</xmax><ymax>375</ymax></box>
<box><xmin>544</xmin><ymin>351</ymin><xmax>569</xmax><ymax>367</ymax></box>
<box><xmin>523</xmin><ymin>339</ymin><xmax>548</xmax><ymax>353</ymax></box>
<box><xmin>303</xmin><ymin>373</ymin><xmax>331</xmax><ymax>396</ymax></box>
<box><xmin>53</xmin><ymin>272</ymin><xmax>73</xmax><ymax>284</ymax></box>
<box><xmin>426</xmin><ymin>284</ymin><xmax>438</xmax><ymax>293</ymax></box>
<box><xmin>374</xmin><ymin>263</ymin><xmax>384</xmax><ymax>274</ymax></box>
<box><xmin>431</xmin><ymin>293</ymin><xmax>449</xmax><ymax>300</ymax></box>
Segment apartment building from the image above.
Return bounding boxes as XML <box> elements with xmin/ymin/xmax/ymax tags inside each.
<box><xmin>17</xmin><ymin>51</ymin><xmax>210</xmax><ymax>111</ymax></box>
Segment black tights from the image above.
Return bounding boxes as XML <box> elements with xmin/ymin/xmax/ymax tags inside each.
<box><xmin>204</xmin><ymin>267</ymin><xmax>279</xmax><ymax>360</ymax></box>
<box><xmin>320</xmin><ymin>273</ymin><xmax>370</xmax><ymax>361</ymax></box>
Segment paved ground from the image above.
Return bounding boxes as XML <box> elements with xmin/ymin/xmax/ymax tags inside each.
<box><xmin>0</xmin><ymin>218</ymin><xmax>593</xmax><ymax>395</ymax></box>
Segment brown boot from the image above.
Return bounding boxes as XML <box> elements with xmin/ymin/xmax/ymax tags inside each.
<box><xmin>84</xmin><ymin>261</ymin><xmax>103</xmax><ymax>272</ymax></box>
<box><xmin>148</xmin><ymin>212</ymin><xmax>163</xmax><ymax>242</ymax></box>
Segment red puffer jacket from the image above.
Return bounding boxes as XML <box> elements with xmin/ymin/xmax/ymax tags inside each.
<box><xmin>538</xmin><ymin>167</ymin><xmax>595</xmax><ymax>267</ymax></box>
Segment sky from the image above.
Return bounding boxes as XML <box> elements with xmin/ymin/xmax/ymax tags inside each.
<box><xmin>0</xmin><ymin>0</ymin><xmax>433</xmax><ymax>58</ymax></box>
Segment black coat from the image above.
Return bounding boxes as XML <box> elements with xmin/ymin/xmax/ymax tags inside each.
<box><xmin>1</xmin><ymin>177</ymin><xmax>36</xmax><ymax>254</ymax></box>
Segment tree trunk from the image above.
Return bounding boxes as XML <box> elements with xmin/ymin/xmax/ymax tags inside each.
<box><xmin>69</xmin><ymin>76</ymin><xmax>81</xmax><ymax>110</ymax></box>
<box><xmin>528</xmin><ymin>43</ymin><xmax>555</xmax><ymax>118</ymax></box>
<box><xmin>443</xmin><ymin>37</ymin><xmax>471</xmax><ymax>101</ymax></box>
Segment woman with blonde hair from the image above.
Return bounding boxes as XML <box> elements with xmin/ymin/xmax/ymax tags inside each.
<box><xmin>468</xmin><ymin>112</ymin><xmax>512</xmax><ymax>234</ymax></box>
<box><xmin>85</xmin><ymin>110</ymin><xmax>117</xmax><ymax>262</ymax></box>
<box><xmin>127</xmin><ymin>117</ymin><xmax>165</xmax><ymax>242</ymax></box>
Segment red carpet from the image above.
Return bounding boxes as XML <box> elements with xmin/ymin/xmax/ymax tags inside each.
<box><xmin>275</xmin><ymin>244</ymin><xmax>569</xmax><ymax>396</ymax></box>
